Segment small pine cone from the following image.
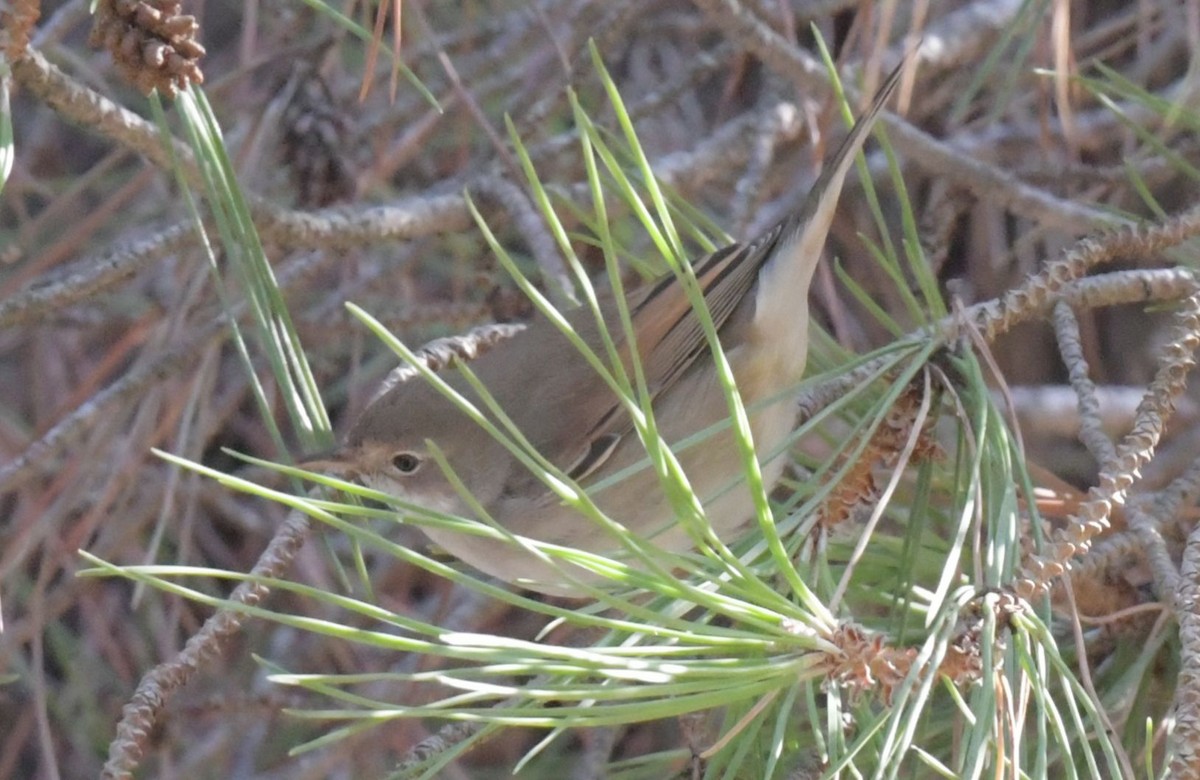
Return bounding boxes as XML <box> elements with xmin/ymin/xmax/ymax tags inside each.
<box><xmin>280</xmin><ymin>63</ymin><xmax>355</xmax><ymax>207</ymax></box>
<box><xmin>89</xmin><ymin>0</ymin><xmax>205</xmax><ymax>98</ymax></box>
<box><xmin>3</xmin><ymin>0</ymin><xmax>41</xmax><ymax>60</ymax></box>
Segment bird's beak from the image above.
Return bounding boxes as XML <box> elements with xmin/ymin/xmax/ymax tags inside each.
<box><xmin>296</xmin><ymin>444</ymin><xmax>358</xmax><ymax>477</ymax></box>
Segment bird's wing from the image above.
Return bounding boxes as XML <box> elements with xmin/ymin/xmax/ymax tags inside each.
<box><xmin>569</xmin><ymin>62</ymin><xmax>905</xmax><ymax>470</ymax></box>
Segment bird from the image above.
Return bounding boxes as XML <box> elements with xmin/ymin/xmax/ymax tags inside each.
<box><xmin>309</xmin><ymin>64</ymin><xmax>903</xmax><ymax>596</ymax></box>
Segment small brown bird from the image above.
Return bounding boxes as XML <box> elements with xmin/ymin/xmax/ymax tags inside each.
<box><xmin>314</xmin><ymin>66</ymin><xmax>902</xmax><ymax>595</ymax></box>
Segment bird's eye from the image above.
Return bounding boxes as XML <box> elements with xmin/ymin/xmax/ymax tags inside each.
<box><xmin>391</xmin><ymin>452</ymin><xmax>422</xmax><ymax>474</ymax></box>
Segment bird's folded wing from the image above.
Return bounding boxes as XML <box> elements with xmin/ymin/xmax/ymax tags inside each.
<box><xmin>563</xmin><ymin>59</ymin><xmax>907</xmax><ymax>480</ymax></box>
